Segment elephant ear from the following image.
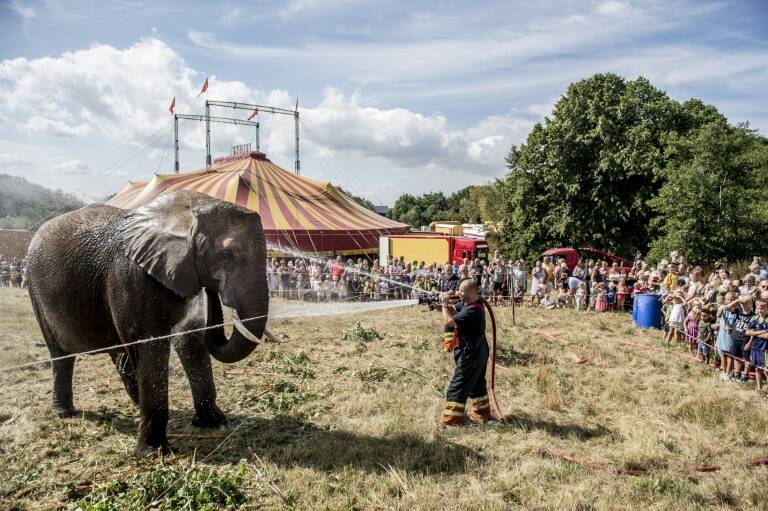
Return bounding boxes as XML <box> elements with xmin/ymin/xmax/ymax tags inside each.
<box><xmin>121</xmin><ymin>192</ymin><xmax>201</xmax><ymax>297</ymax></box>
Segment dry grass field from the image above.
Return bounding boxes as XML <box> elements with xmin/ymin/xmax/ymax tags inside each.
<box><xmin>3</xmin><ymin>287</ymin><xmax>768</xmax><ymax>510</ymax></box>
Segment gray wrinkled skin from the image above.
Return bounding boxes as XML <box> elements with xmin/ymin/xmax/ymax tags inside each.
<box><xmin>26</xmin><ymin>191</ymin><xmax>268</xmax><ymax>457</ymax></box>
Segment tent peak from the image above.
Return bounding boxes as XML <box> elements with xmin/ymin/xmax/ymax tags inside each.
<box><xmin>213</xmin><ymin>151</ymin><xmax>268</xmax><ymax>165</ymax></box>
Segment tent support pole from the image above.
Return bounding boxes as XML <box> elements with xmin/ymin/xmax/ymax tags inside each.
<box><xmin>174</xmin><ymin>114</ymin><xmax>179</xmax><ymax>174</ymax></box>
<box><xmin>205</xmin><ymin>101</ymin><xmax>211</xmax><ymax>172</ymax></box>
<box><xmin>294</xmin><ymin>110</ymin><xmax>300</xmax><ymax>175</ymax></box>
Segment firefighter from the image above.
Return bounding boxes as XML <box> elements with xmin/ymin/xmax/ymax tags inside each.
<box><xmin>440</xmin><ymin>278</ymin><xmax>491</xmax><ymax>425</ymax></box>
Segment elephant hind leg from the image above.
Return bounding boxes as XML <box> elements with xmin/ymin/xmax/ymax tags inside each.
<box><xmin>110</xmin><ymin>351</ymin><xmax>140</xmax><ymax>405</ymax></box>
<box><xmin>51</xmin><ymin>357</ymin><xmax>78</xmax><ymax>417</ymax></box>
<box><xmin>29</xmin><ymin>294</ymin><xmax>78</xmax><ymax>417</ymax></box>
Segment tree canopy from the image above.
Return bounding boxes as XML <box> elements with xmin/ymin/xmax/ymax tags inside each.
<box><xmin>496</xmin><ymin>73</ymin><xmax>768</xmax><ymax>264</ymax></box>
<box><xmin>386</xmin><ymin>184</ymin><xmax>503</xmax><ymax>227</ymax></box>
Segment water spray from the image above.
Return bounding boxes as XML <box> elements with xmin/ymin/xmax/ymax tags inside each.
<box><xmin>266</xmin><ymin>244</ymin><xmax>508</xmax><ymax>422</ymax></box>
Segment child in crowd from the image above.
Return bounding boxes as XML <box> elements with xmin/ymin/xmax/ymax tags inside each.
<box><xmin>540</xmin><ymin>292</ymin><xmax>556</xmax><ymax>310</ymax></box>
<box><xmin>745</xmin><ymin>300</ymin><xmax>768</xmax><ymax>394</ymax></box>
<box><xmin>364</xmin><ymin>277</ymin><xmax>374</xmax><ymax>300</ymax></box>
<box><xmin>684</xmin><ymin>306</ymin><xmax>701</xmax><ymax>353</ymax></box>
<box><xmin>589</xmin><ymin>281</ymin><xmax>599</xmax><ymax>310</ymax></box>
<box><xmin>575</xmin><ymin>281</ymin><xmax>587</xmax><ymax>311</ymax></box>
<box><xmin>530</xmin><ymin>262</ymin><xmax>544</xmax><ymax>307</ymax></box>
<box><xmin>594</xmin><ymin>282</ymin><xmax>607</xmax><ymax>312</ymax></box>
<box><xmin>557</xmin><ymin>281</ymin><xmax>570</xmax><ymax>308</ymax></box>
<box><xmin>617</xmin><ymin>278</ymin><xmax>628</xmax><ymax>312</ymax></box>
<box><xmin>697</xmin><ymin>306</ymin><xmax>716</xmax><ymax>365</ymax></box>
<box><xmin>731</xmin><ymin>295</ymin><xmax>755</xmax><ymax>382</ymax></box>
<box><xmin>663</xmin><ymin>262</ymin><xmax>679</xmax><ymax>292</ymax></box>
<box><xmin>481</xmin><ymin>271</ymin><xmax>493</xmax><ymax>297</ymax></box>
<box><xmin>606</xmin><ymin>282</ymin><xmax>617</xmax><ymax>312</ymax></box>
<box><xmin>715</xmin><ymin>292</ymin><xmax>737</xmax><ymax>380</ymax></box>
<box><xmin>634</xmin><ymin>275</ymin><xmax>651</xmax><ymax>294</ymax></box>
<box><xmin>665</xmin><ymin>288</ymin><xmax>687</xmax><ymax>344</ymax></box>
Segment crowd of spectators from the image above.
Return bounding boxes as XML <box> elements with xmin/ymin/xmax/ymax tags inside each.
<box><xmin>0</xmin><ymin>256</ymin><xmax>26</xmax><ymax>288</ymax></box>
<box><xmin>652</xmin><ymin>254</ymin><xmax>768</xmax><ymax>395</ymax></box>
<box><xmin>265</xmin><ymin>251</ymin><xmax>528</xmax><ymax>303</ymax></box>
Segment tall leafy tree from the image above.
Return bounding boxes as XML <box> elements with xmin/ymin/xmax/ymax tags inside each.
<box><xmin>499</xmin><ymin>74</ymin><xmax>685</xmax><ymax>260</ymax></box>
<box><xmin>649</xmin><ymin>119</ymin><xmax>768</xmax><ymax>264</ymax></box>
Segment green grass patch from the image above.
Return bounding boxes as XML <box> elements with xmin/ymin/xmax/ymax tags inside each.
<box><xmin>66</xmin><ymin>460</ymin><xmax>249</xmax><ymax>510</ymax></box>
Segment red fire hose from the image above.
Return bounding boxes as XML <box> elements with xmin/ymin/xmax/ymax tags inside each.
<box><xmin>482</xmin><ymin>298</ymin><xmax>505</xmax><ymax>421</ymax></box>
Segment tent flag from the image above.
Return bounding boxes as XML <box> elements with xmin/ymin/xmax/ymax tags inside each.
<box><xmin>197</xmin><ymin>78</ymin><xmax>209</xmax><ymax>97</ymax></box>
<box><xmin>168</xmin><ymin>97</ymin><xmax>175</xmax><ymax>114</ymax></box>
<box><xmin>247</xmin><ymin>108</ymin><xmax>259</xmax><ymax>120</ymax></box>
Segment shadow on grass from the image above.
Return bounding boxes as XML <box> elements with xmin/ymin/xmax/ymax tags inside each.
<box><xmin>82</xmin><ymin>410</ymin><xmax>479</xmax><ymax>475</ymax></box>
<box><xmin>500</xmin><ymin>410</ymin><xmax>612</xmax><ymax>441</ymax></box>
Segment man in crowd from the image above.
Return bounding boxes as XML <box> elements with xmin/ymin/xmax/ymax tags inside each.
<box><xmin>440</xmin><ymin>279</ymin><xmax>492</xmax><ymax>425</ymax></box>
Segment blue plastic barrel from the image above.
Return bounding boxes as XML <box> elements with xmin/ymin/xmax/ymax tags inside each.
<box><xmin>633</xmin><ymin>293</ymin><xmax>662</xmax><ymax>329</ymax></box>
<box><xmin>632</xmin><ymin>293</ymin><xmax>639</xmax><ymax>323</ymax></box>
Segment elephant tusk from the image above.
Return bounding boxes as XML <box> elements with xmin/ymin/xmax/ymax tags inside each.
<box><xmin>231</xmin><ymin>310</ymin><xmax>261</xmax><ymax>345</ymax></box>
<box><xmin>262</xmin><ymin>327</ymin><xmax>285</xmax><ymax>343</ymax></box>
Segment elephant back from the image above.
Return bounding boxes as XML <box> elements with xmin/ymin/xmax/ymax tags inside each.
<box><xmin>28</xmin><ymin>204</ymin><xmax>125</xmax><ymax>287</ymax></box>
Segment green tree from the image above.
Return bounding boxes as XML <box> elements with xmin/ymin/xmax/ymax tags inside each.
<box><xmin>649</xmin><ymin>120</ymin><xmax>768</xmax><ymax>264</ymax></box>
<box><xmin>498</xmin><ymin>73</ymin><xmax>686</xmax><ymax>261</ymax></box>
<box><xmin>338</xmin><ymin>187</ymin><xmax>376</xmax><ymax>211</ymax></box>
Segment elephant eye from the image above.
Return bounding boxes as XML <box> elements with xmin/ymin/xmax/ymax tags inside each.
<box><xmin>218</xmin><ymin>249</ymin><xmax>235</xmax><ymax>265</ymax></box>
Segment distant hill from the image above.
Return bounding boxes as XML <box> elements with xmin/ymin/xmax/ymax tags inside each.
<box><xmin>0</xmin><ymin>174</ymin><xmax>85</xmax><ymax>231</ymax></box>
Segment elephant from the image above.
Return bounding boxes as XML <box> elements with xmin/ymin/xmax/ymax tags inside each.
<box><xmin>26</xmin><ymin>190</ymin><xmax>269</xmax><ymax>456</ymax></box>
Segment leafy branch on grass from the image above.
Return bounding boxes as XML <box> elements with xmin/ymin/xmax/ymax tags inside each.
<box><xmin>357</xmin><ymin>364</ymin><xmax>390</xmax><ymax>383</ymax></box>
<box><xmin>341</xmin><ymin>323</ymin><xmax>383</xmax><ymax>343</ymax></box>
<box><xmin>65</xmin><ymin>460</ymin><xmax>249</xmax><ymax>511</ymax></box>
<box><xmin>252</xmin><ymin>381</ymin><xmax>315</xmax><ymax>415</ymax></box>
<box><xmin>266</xmin><ymin>350</ymin><xmax>316</xmax><ymax>380</ymax></box>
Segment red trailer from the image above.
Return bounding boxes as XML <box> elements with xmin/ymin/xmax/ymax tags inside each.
<box><xmin>542</xmin><ymin>247</ymin><xmax>633</xmax><ymax>273</ymax></box>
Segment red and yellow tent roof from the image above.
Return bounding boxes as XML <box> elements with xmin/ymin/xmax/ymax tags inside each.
<box><xmin>107</xmin><ymin>152</ymin><xmax>408</xmax><ymax>255</ymax></box>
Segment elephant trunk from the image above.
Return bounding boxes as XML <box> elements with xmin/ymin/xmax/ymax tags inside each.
<box><xmin>204</xmin><ymin>288</ymin><xmax>267</xmax><ymax>363</ymax></box>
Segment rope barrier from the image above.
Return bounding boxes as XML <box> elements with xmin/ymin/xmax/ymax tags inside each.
<box><xmin>0</xmin><ymin>313</ymin><xmax>268</xmax><ymax>373</ymax></box>
<box><xmin>0</xmin><ymin>286</ymin><xmax>426</xmax><ymax>375</ymax></box>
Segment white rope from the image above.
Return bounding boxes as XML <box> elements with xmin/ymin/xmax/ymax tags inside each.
<box><xmin>0</xmin><ymin>313</ymin><xmax>269</xmax><ymax>373</ymax></box>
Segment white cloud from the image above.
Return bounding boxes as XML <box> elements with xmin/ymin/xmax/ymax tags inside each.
<box><xmin>269</xmin><ymin>88</ymin><xmax>529</xmax><ymax>175</ymax></box>
<box><xmin>187</xmin><ymin>2</ymin><xmax>679</xmax><ymax>87</ymax></box>
<box><xmin>0</xmin><ymin>38</ymin><xmax>262</xmax><ymax>152</ymax></box>
<box><xmin>47</xmin><ymin>160</ymin><xmax>94</xmax><ymax>175</ymax></box>
<box><xmin>278</xmin><ymin>0</ymin><xmax>361</xmax><ymax>18</ymax></box>
<box><xmin>9</xmin><ymin>0</ymin><xmax>36</xmax><ymax>30</ymax></box>
<box><xmin>0</xmin><ymin>152</ymin><xmax>32</xmax><ymax>170</ymax></box>
<box><xmin>0</xmin><ymin>39</ymin><xmax>530</xmax><ymax>179</ymax></box>
<box><xmin>21</xmin><ymin>116</ymin><xmax>91</xmax><ymax>137</ymax></box>
<box><xmin>597</xmin><ymin>0</ymin><xmax>632</xmax><ymax>17</ymax></box>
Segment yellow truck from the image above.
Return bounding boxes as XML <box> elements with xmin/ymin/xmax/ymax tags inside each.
<box><xmin>379</xmin><ymin>234</ymin><xmax>488</xmax><ymax>266</ymax></box>
<box><xmin>428</xmin><ymin>221</ymin><xmax>463</xmax><ymax>236</ymax></box>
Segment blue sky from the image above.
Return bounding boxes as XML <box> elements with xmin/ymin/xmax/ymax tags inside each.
<box><xmin>0</xmin><ymin>0</ymin><xmax>766</xmax><ymax>204</ymax></box>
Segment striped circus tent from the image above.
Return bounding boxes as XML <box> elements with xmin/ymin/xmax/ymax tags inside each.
<box><xmin>106</xmin><ymin>151</ymin><xmax>409</xmax><ymax>256</ymax></box>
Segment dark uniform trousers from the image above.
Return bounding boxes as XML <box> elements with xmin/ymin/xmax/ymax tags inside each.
<box><xmin>443</xmin><ymin>339</ymin><xmax>491</xmax><ymax>424</ymax></box>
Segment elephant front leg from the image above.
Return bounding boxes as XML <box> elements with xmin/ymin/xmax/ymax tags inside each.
<box><xmin>134</xmin><ymin>343</ymin><xmax>171</xmax><ymax>457</ymax></box>
<box><xmin>175</xmin><ymin>337</ymin><xmax>226</xmax><ymax>428</ymax></box>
